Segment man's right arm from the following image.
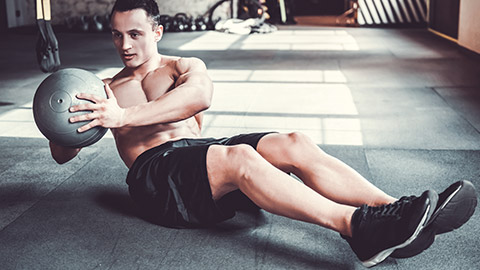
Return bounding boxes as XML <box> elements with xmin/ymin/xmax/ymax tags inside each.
<box><xmin>49</xmin><ymin>141</ymin><xmax>81</xmax><ymax>164</ymax></box>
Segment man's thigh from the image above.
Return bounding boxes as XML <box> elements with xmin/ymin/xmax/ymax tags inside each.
<box><xmin>206</xmin><ymin>132</ymin><xmax>275</xmax><ymax>199</ymax></box>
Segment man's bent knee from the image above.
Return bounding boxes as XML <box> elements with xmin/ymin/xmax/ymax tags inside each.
<box><xmin>260</xmin><ymin>132</ymin><xmax>317</xmax><ymax>150</ymax></box>
<box><xmin>257</xmin><ymin>132</ymin><xmax>326</xmax><ymax>171</ymax></box>
<box><xmin>285</xmin><ymin>132</ymin><xmax>316</xmax><ymax>147</ymax></box>
<box><xmin>206</xmin><ymin>144</ymin><xmax>260</xmax><ymax>200</ymax></box>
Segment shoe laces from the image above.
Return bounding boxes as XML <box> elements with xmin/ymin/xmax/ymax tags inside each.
<box><xmin>363</xmin><ymin>195</ymin><xmax>416</xmax><ymax>220</ymax></box>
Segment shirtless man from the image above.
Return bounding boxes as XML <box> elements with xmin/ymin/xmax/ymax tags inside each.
<box><xmin>49</xmin><ymin>0</ymin><xmax>476</xmax><ymax>267</ymax></box>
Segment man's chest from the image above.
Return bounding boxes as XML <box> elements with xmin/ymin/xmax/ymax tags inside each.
<box><xmin>113</xmin><ymin>72</ymin><xmax>176</xmax><ymax>108</ymax></box>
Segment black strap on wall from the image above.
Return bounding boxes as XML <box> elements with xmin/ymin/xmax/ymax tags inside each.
<box><xmin>0</xmin><ymin>0</ymin><xmax>7</xmax><ymax>32</ymax></box>
<box><xmin>35</xmin><ymin>0</ymin><xmax>60</xmax><ymax>73</ymax></box>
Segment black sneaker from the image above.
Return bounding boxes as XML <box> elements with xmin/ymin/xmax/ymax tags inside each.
<box><xmin>391</xmin><ymin>180</ymin><xmax>477</xmax><ymax>258</ymax></box>
<box><xmin>342</xmin><ymin>190</ymin><xmax>438</xmax><ymax>267</ymax></box>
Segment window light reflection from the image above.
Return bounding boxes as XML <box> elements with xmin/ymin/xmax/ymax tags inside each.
<box><xmin>179</xmin><ymin>30</ymin><xmax>360</xmax><ymax>51</ymax></box>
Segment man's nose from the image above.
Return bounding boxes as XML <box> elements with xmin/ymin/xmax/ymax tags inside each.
<box><xmin>121</xmin><ymin>37</ymin><xmax>132</xmax><ymax>50</ymax></box>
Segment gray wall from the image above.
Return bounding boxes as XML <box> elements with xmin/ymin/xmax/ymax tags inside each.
<box><xmin>458</xmin><ymin>0</ymin><xmax>480</xmax><ymax>53</ymax></box>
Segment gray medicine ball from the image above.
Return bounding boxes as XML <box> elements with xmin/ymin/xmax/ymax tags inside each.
<box><xmin>33</xmin><ymin>68</ymin><xmax>108</xmax><ymax>148</ymax></box>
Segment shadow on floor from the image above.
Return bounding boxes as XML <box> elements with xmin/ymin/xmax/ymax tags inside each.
<box><xmin>93</xmin><ymin>188</ymin><xmax>137</xmax><ymax>218</ymax></box>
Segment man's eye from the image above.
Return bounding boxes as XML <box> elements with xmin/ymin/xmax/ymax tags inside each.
<box><xmin>113</xmin><ymin>33</ymin><xmax>122</xmax><ymax>38</ymax></box>
<box><xmin>130</xmin><ymin>33</ymin><xmax>139</xmax><ymax>38</ymax></box>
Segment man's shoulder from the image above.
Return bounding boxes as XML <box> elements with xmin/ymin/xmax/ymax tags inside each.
<box><xmin>159</xmin><ymin>54</ymin><xmax>204</xmax><ymax>64</ymax></box>
<box><xmin>152</xmin><ymin>55</ymin><xmax>207</xmax><ymax>78</ymax></box>
<box><xmin>170</xmin><ymin>56</ymin><xmax>207</xmax><ymax>73</ymax></box>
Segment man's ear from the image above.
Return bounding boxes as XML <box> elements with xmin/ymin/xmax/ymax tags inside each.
<box><xmin>154</xmin><ymin>25</ymin><xmax>163</xmax><ymax>42</ymax></box>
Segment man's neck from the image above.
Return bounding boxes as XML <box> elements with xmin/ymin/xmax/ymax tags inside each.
<box><xmin>127</xmin><ymin>53</ymin><xmax>161</xmax><ymax>77</ymax></box>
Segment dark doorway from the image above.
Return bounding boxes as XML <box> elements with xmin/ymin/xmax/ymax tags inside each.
<box><xmin>294</xmin><ymin>0</ymin><xmax>345</xmax><ymax>16</ymax></box>
<box><xmin>429</xmin><ymin>0</ymin><xmax>460</xmax><ymax>39</ymax></box>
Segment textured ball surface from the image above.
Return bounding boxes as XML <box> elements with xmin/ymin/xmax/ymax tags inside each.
<box><xmin>33</xmin><ymin>68</ymin><xmax>108</xmax><ymax>148</ymax></box>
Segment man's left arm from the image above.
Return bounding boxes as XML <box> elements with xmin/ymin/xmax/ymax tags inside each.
<box><xmin>69</xmin><ymin>57</ymin><xmax>213</xmax><ymax>132</ymax></box>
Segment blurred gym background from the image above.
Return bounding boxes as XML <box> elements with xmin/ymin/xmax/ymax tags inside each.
<box><xmin>1</xmin><ymin>0</ymin><xmax>478</xmax><ymax>54</ymax></box>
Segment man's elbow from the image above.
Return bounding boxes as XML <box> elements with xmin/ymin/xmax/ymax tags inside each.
<box><xmin>200</xmin><ymin>94</ymin><xmax>212</xmax><ymax>111</ymax></box>
<box><xmin>53</xmin><ymin>156</ymin><xmax>69</xmax><ymax>165</ymax></box>
<box><xmin>49</xmin><ymin>141</ymin><xmax>80</xmax><ymax>165</ymax></box>
<box><xmin>52</xmin><ymin>152</ymin><xmax>76</xmax><ymax>164</ymax></box>
<box><xmin>198</xmin><ymin>79</ymin><xmax>213</xmax><ymax>110</ymax></box>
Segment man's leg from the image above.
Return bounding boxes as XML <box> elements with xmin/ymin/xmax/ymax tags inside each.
<box><xmin>256</xmin><ymin>132</ymin><xmax>396</xmax><ymax>207</ymax></box>
<box><xmin>206</xmin><ymin>144</ymin><xmax>356</xmax><ymax>236</ymax></box>
<box><xmin>206</xmin><ymin>143</ymin><xmax>437</xmax><ymax>267</ymax></box>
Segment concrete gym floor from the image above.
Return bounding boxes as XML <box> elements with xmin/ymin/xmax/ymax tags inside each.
<box><xmin>0</xmin><ymin>26</ymin><xmax>479</xmax><ymax>269</ymax></box>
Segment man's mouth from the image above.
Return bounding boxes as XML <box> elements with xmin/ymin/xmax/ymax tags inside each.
<box><xmin>122</xmin><ymin>53</ymin><xmax>135</xmax><ymax>60</ymax></box>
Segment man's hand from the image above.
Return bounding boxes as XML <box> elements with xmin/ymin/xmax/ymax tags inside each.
<box><xmin>69</xmin><ymin>83</ymin><xmax>125</xmax><ymax>132</ymax></box>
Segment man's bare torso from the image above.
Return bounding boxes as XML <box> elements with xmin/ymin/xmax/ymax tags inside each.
<box><xmin>107</xmin><ymin>55</ymin><xmax>202</xmax><ymax>168</ymax></box>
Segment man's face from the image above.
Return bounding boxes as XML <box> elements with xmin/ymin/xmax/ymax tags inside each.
<box><xmin>110</xmin><ymin>9</ymin><xmax>162</xmax><ymax>68</ymax></box>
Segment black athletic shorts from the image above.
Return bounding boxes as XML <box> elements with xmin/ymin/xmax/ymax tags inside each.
<box><xmin>126</xmin><ymin>132</ymin><xmax>274</xmax><ymax>228</ymax></box>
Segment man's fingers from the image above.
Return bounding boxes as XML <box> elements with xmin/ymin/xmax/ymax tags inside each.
<box><xmin>69</xmin><ymin>112</ymin><xmax>99</xmax><ymax>123</ymax></box>
<box><xmin>76</xmin><ymin>93</ymin><xmax>103</xmax><ymax>103</ymax></box>
<box><xmin>68</xmin><ymin>87</ymin><xmax>120</xmax><ymax>130</ymax></box>
<box><xmin>76</xmin><ymin>119</ymin><xmax>100</xmax><ymax>133</ymax></box>
<box><xmin>69</xmin><ymin>103</ymin><xmax>100</xmax><ymax>113</ymax></box>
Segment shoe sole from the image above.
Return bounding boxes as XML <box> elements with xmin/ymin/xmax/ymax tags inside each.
<box><xmin>431</xmin><ymin>180</ymin><xmax>477</xmax><ymax>234</ymax></box>
<box><xmin>389</xmin><ymin>224</ymin><xmax>436</xmax><ymax>258</ymax></box>
<box><xmin>391</xmin><ymin>180</ymin><xmax>477</xmax><ymax>258</ymax></box>
<box><xmin>362</xmin><ymin>191</ymin><xmax>437</xmax><ymax>268</ymax></box>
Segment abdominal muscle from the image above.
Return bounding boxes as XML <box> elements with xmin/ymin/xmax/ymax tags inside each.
<box><xmin>112</xmin><ymin>117</ymin><xmax>201</xmax><ymax>168</ymax></box>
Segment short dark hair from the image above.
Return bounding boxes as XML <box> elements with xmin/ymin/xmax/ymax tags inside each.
<box><xmin>111</xmin><ymin>0</ymin><xmax>161</xmax><ymax>28</ymax></box>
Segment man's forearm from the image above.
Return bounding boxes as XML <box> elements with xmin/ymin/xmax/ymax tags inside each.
<box><xmin>122</xmin><ymin>82</ymin><xmax>212</xmax><ymax>127</ymax></box>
